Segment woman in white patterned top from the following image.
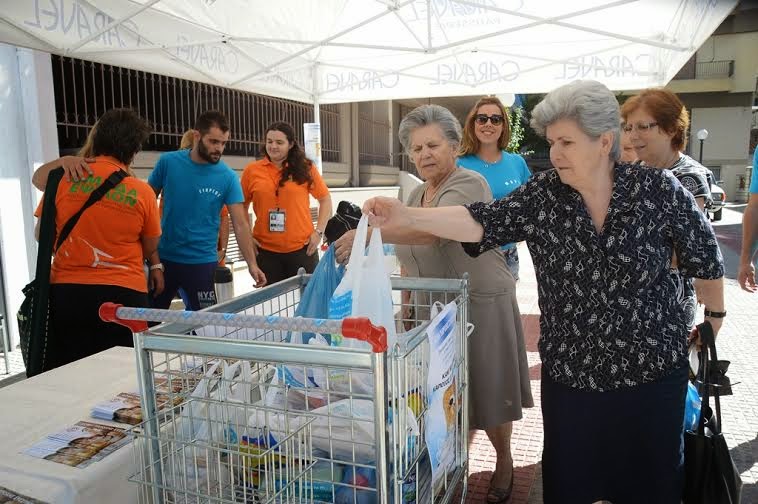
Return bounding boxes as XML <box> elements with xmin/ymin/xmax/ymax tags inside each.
<box><xmin>621</xmin><ymin>89</ymin><xmax>714</xmax><ymax>331</ymax></box>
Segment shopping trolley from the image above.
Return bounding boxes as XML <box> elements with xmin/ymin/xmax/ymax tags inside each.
<box><xmin>102</xmin><ymin>274</ymin><xmax>470</xmax><ymax>504</ymax></box>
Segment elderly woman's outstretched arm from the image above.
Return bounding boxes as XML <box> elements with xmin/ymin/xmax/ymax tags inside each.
<box><xmin>363</xmin><ymin>197</ymin><xmax>484</xmax><ymax>243</ymax></box>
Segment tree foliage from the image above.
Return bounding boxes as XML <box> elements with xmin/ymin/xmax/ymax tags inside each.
<box><xmin>506</xmin><ymin>105</ymin><xmax>526</xmax><ymax>153</ymax></box>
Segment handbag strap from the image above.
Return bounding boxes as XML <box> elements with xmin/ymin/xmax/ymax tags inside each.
<box><xmin>695</xmin><ymin>320</ymin><xmax>723</xmax><ymax>435</ymax></box>
<box><xmin>34</xmin><ymin>169</ymin><xmax>65</xmax><ymax>281</ymax></box>
<box><xmin>54</xmin><ymin>169</ymin><xmax>128</xmax><ymax>251</ymax></box>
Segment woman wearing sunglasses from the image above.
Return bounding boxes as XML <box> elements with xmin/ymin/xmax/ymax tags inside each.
<box><xmin>457</xmin><ymin>97</ymin><xmax>531</xmax><ymax>281</ymax></box>
<box><xmin>456</xmin><ymin>97</ymin><xmax>531</xmax><ymax>502</ymax></box>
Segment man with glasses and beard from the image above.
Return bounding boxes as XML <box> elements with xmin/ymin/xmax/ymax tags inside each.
<box><xmin>149</xmin><ymin>110</ymin><xmax>266</xmax><ymax>311</ymax></box>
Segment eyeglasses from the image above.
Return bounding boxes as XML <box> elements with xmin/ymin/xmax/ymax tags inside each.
<box><xmin>621</xmin><ymin>121</ymin><xmax>658</xmax><ymax>133</ymax></box>
<box><xmin>475</xmin><ymin>114</ymin><xmax>504</xmax><ymax>126</ymax></box>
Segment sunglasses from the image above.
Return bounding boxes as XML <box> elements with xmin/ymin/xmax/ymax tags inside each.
<box><xmin>475</xmin><ymin>114</ymin><xmax>504</xmax><ymax>126</ymax></box>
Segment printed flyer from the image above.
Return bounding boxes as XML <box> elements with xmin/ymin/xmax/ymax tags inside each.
<box><xmin>0</xmin><ymin>486</ymin><xmax>47</xmax><ymax>504</ymax></box>
<box><xmin>23</xmin><ymin>421</ymin><xmax>130</xmax><ymax>468</ymax></box>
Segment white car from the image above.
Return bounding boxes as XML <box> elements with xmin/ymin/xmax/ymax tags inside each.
<box><xmin>709</xmin><ymin>182</ymin><xmax>725</xmax><ymax>221</ymax></box>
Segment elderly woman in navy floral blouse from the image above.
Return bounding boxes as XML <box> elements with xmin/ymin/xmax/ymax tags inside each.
<box><xmin>362</xmin><ymin>80</ymin><xmax>725</xmax><ymax>504</ymax></box>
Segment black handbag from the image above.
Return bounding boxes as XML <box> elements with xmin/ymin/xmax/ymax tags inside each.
<box><xmin>683</xmin><ymin>321</ymin><xmax>742</xmax><ymax>504</ymax></box>
<box><xmin>17</xmin><ymin>168</ymin><xmax>128</xmax><ymax>377</ymax></box>
<box><xmin>324</xmin><ymin>200</ymin><xmax>362</xmax><ymax>244</ymax></box>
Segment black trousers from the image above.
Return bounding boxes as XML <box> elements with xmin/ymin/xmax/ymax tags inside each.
<box><xmin>541</xmin><ymin>365</ymin><xmax>689</xmax><ymax>504</ymax></box>
<box><xmin>48</xmin><ymin>283</ymin><xmax>148</xmax><ymax>371</ymax></box>
<box><xmin>256</xmin><ymin>246</ymin><xmax>318</xmax><ymax>285</ymax></box>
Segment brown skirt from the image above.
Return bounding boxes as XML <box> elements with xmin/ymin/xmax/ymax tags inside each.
<box><xmin>467</xmin><ymin>291</ymin><xmax>534</xmax><ymax>430</ymax></box>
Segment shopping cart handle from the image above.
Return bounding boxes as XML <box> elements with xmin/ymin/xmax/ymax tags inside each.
<box><xmin>99</xmin><ymin>302</ymin><xmax>149</xmax><ymax>333</ymax></box>
<box><xmin>340</xmin><ymin>317</ymin><xmax>387</xmax><ymax>353</ymax></box>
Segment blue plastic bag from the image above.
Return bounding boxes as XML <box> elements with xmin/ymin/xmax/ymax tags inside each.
<box><xmin>290</xmin><ymin>245</ymin><xmax>344</xmax><ymax>345</ymax></box>
<box><xmin>335</xmin><ymin>467</ymin><xmax>376</xmax><ymax>504</ymax></box>
<box><xmin>683</xmin><ymin>381</ymin><xmax>702</xmax><ymax>432</ymax></box>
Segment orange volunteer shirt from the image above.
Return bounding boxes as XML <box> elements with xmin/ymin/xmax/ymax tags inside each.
<box><xmin>35</xmin><ymin>157</ymin><xmax>161</xmax><ymax>292</ymax></box>
<box><xmin>240</xmin><ymin>158</ymin><xmax>329</xmax><ymax>253</ymax></box>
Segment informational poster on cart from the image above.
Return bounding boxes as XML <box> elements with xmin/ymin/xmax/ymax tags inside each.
<box><xmin>303</xmin><ymin>123</ymin><xmax>322</xmax><ymax>174</ymax></box>
<box><xmin>425</xmin><ymin>301</ymin><xmax>458</xmax><ymax>491</ymax></box>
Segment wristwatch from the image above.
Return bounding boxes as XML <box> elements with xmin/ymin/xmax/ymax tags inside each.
<box><xmin>315</xmin><ymin>229</ymin><xmax>324</xmax><ymax>237</ymax></box>
<box><xmin>149</xmin><ymin>263</ymin><xmax>164</xmax><ymax>272</ymax></box>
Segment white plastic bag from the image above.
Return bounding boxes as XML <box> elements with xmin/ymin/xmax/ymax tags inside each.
<box><xmin>172</xmin><ymin>360</ymin><xmax>239</xmax><ymax>504</ymax></box>
<box><xmin>328</xmin><ymin>215</ymin><xmax>397</xmax><ymax>351</ymax></box>
<box><xmin>247</xmin><ymin>398</ymin><xmax>419</xmax><ymax>464</ymax></box>
<box><xmin>178</xmin><ymin>360</ymin><xmax>223</xmax><ymax>441</ymax></box>
<box><xmin>181</xmin><ymin>360</ymin><xmax>253</xmax><ymax>445</ymax></box>
<box><xmin>308</xmin><ymin>333</ymin><xmax>374</xmax><ymax>396</ymax></box>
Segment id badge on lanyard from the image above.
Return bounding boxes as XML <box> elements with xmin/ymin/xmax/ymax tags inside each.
<box><xmin>269</xmin><ymin>208</ymin><xmax>286</xmax><ymax>233</ymax></box>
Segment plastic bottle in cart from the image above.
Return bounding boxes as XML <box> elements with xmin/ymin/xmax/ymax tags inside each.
<box><xmin>335</xmin><ymin>467</ymin><xmax>376</xmax><ymax>504</ymax></box>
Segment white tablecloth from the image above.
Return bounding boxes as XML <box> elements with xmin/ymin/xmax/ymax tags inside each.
<box><xmin>0</xmin><ymin>347</ymin><xmax>139</xmax><ymax>504</ymax></box>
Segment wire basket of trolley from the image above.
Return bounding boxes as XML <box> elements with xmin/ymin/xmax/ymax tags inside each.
<box><xmin>100</xmin><ymin>272</ymin><xmax>470</xmax><ymax>504</ymax></box>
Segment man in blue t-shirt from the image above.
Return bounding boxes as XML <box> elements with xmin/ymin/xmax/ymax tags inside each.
<box><xmin>148</xmin><ymin>110</ymin><xmax>266</xmax><ymax>310</ymax></box>
<box><xmin>739</xmin><ymin>147</ymin><xmax>758</xmax><ymax>292</ymax></box>
<box><xmin>457</xmin><ymin>151</ymin><xmax>531</xmax><ymax>278</ymax></box>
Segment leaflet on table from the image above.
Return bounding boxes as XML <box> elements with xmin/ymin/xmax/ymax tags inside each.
<box><xmin>91</xmin><ymin>391</ymin><xmax>183</xmax><ymax>425</ymax></box>
<box><xmin>23</xmin><ymin>421</ymin><xmax>130</xmax><ymax>469</ymax></box>
<box><xmin>91</xmin><ymin>392</ymin><xmax>141</xmax><ymax>424</ymax></box>
<box><xmin>0</xmin><ymin>485</ymin><xmax>48</xmax><ymax>504</ymax></box>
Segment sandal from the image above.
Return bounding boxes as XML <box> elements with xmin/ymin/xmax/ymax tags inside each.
<box><xmin>487</xmin><ymin>475</ymin><xmax>514</xmax><ymax>504</ymax></box>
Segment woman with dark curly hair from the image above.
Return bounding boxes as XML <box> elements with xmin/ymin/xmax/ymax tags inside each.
<box><xmin>32</xmin><ymin>109</ymin><xmax>163</xmax><ymax>370</ymax></box>
<box><xmin>241</xmin><ymin>121</ymin><xmax>332</xmax><ymax>284</ymax></box>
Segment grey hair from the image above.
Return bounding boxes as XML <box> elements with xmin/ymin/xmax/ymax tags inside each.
<box><xmin>398</xmin><ymin>104</ymin><xmax>462</xmax><ymax>153</ymax></box>
<box><xmin>530</xmin><ymin>80</ymin><xmax>621</xmax><ymax>161</ymax></box>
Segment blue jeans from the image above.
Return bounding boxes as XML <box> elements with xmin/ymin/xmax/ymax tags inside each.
<box><xmin>503</xmin><ymin>247</ymin><xmax>519</xmax><ymax>280</ymax></box>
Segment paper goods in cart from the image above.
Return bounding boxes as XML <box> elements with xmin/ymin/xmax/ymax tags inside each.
<box><xmin>426</xmin><ymin>301</ymin><xmax>460</xmax><ymax>490</ymax></box>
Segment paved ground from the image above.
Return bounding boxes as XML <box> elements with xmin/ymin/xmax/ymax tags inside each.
<box><xmin>465</xmin><ymin>203</ymin><xmax>758</xmax><ymax>504</ymax></box>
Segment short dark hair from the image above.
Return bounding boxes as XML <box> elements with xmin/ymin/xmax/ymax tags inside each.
<box><xmin>91</xmin><ymin>109</ymin><xmax>150</xmax><ymax>164</ymax></box>
<box><xmin>195</xmin><ymin>110</ymin><xmax>230</xmax><ymax>135</ymax></box>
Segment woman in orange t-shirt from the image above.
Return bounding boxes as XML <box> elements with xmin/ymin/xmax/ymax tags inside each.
<box><xmin>241</xmin><ymin>122</ymin><xmax>332</xmax><ymax>284</ymax></box>
<box><xmin>32</xmin><ymin>109</ymin><xmax>163</xmax><ymax>371</ymax></box>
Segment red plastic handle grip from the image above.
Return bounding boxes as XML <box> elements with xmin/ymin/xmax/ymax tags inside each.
<box><xmin>99</xmin><ymin>302</ymin><xmax>149</xmax><ymax>333</ymax></box>
<box><xmin>340</xmin><ymin>317</ymin><xmax>388</xmax><ymax>353</ymax></box>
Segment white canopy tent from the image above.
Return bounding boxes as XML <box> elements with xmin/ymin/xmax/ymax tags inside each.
<box><xmin>0</xmin><ymin>0</ymin><xmax>738</xmax><ymax>108</ymax></box>
<box><xmin>0</xmin><ymin>0</ymin><xmax>739</xmax><ymax>355</ymax></box>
